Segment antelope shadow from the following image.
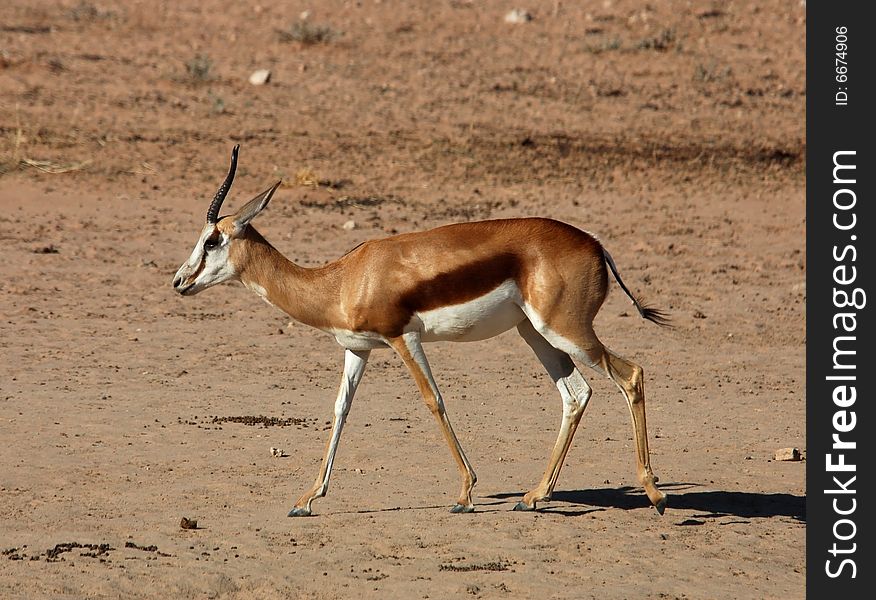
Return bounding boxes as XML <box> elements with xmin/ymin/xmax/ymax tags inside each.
<box><xmin>485</xmin><ymin>483</ymin><xmax>805</xmax><ymax>521</ymax></box>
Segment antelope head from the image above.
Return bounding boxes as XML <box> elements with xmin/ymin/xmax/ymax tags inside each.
<box><xmin>172</xmin><ymin>145</ymin><xmax>281</xmax><ymax>295</ymax></box>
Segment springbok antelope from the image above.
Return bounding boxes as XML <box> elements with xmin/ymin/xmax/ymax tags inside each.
<box><xmin>173</xmin><ymin>145</ymin><xmax>670</xmax><ymax>516</ymax></box>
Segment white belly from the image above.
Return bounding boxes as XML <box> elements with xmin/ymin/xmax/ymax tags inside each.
<box><xmin>331</xmin><ymin>328</ymin><xmax>389</xmax><ymax>350</ymax></box>
<box><xmin>417</xmin><ymin>280</ymin><xmax>526</xmax><ymax>342</ymax></box>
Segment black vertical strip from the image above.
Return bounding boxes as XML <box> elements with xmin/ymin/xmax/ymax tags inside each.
<box><xmin>807</xmin><ymin>3</ymin><xmax>874</xmax><ymax>596</ymax></box>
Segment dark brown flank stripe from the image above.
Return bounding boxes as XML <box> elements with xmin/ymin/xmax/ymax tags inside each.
<box><xmin>335</xmin><ymin>219</ymin><xmax>607</xmax><ymax>338</ymax></box>
<box><xmin>400</xmin><ymin>252</ymin><xmax>521</xmax><ymax>312</ymax></box>
<box><xmin>354</xmin><ymin>253</ymin><xmax>523</xmax><ymax>338</ymax></box>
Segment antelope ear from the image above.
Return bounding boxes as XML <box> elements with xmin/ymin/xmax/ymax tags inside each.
<box><xmin>231</xmin><ymin>181</ymin><xmax>282</xmax><ymax>232</ymax></box>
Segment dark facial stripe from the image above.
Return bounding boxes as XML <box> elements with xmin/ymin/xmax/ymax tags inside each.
<box><xmin>184</xmin><ymin>255</ymin><xmax>207</xmax><ymax>286</ymax></box>
<box><xmin>183</xmin><ymin>231</ymin><xmax>219</xmax><ymax>286</ymax></box>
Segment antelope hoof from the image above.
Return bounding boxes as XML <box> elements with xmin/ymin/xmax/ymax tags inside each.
<box><xmin>512</xmin><ymin>501</ymin><xmax>536</xmax><ymax>512</ymax></box>
<box><xmin>450</xmin><ymin>503</ymin><xmax>474</xmax><ymax>514</ymax></box>
<box><xmin>645</xmin><ymin>486</ymin><xmax>667</xmax><ymax>515</ymax></box>
<box><xmin>653</xmin><ymin>494</ymin><xmax>667</xmax><ymax>515</ymax></box>
<box><xmin>642</xmin><ymin>473</ymin><xmax>666</xmax><ymax>514</ymax></box>
<box><xmin>287</xmin><ymin>506</ymin><xmax>312</xmax><ymax>517</ymax></box>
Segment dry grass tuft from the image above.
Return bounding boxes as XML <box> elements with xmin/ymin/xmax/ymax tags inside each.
<box><xmin>21</xmin><ymin>158</ymin><xmax>92</xmax><ymax>174</ymax></box>
<box><xmin>277</xmin><ymin>22</ymin><xmax>337</xmax><ymax>45</ymax></box>
<box><xmin>184</xmin><ymin>55</ymin><xmax>213</xmax><ymax>83</ymax></box>
<box><xmin>294</xmin><ymin>167</ymin><xmax>320</xmax><ymax>187</ymax></box>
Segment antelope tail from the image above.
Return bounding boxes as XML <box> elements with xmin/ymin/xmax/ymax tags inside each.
<box><xmin>603</xmin><ymin>249</ymin><xmax>671</xmax><ymax>327</ymax></box>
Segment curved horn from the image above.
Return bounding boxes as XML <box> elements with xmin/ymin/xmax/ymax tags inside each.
<box><xmin>206</xmin><ymin>144</ymin><xmax>240</xmax><ymax>223</ymax></box>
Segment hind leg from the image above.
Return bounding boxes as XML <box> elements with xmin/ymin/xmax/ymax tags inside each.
<box><xmin>599</xmin><ymin>348</ymin><xmax>666</xmax><ymax>514</ymax></box>
<box><xmin>514</xmin><ymin>320</ymin><xmax>593</xmax><ymax>511</ymax></box>
<box><xmin>524</xmin><ymin>311</ymin><xmax>666</xmax><ymax>514</ymax></box>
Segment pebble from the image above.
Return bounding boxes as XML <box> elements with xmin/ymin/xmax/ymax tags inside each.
<box><xmin>774</xmin><ymin>447</ymin><xmax>802</xmax><ymax>461</ymax></box>
<box><xmin>249</xmin><ymin>69</ymin><xmax>271</xmax><ymax>86</ymax></box>
<box><xmin>504</xmin><ymin>9</ymin><xmax>533</xmax><ymax>24</ymax></box>
<box><xmin>342</xmin><ymin>220</ymin><xmax>356</xmax><ymax>230</ymax></box>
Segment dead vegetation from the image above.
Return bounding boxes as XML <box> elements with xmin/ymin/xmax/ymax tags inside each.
<box><xmin>183</xmin><ymin>54</ymin><xmax>214</xmax><ymax>83</ymax></box>
<box><xmin>277</xmin><ymin>21</ymin><xmax>338</xmax><ymax>45</ymax></box>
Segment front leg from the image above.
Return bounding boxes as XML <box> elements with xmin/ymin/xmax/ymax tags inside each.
<box><xmin>288</xmin><ymin>348</ymin><xmax>370</xmax><ymax>517</ymax></box>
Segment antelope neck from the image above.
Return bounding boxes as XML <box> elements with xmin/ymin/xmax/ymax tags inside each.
<box><xmin>231</xmin><ymin>227</ymin><xmax>339</xmax><ymax>329</ymax></box>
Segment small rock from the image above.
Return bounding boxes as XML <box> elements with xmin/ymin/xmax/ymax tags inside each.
<box><xmin>775</xmin><ymin>447</ymin><xmax>801</xmax><ymax>461</ymax></box>
<box><xmin>342</xmin><ymin>220</ymin><xmax>356</xmax><ymax>230</ymax></box>
<box><xmin>354</xmin><ymin>468</ymin><xmax>364</xmax><ymax>474</ymax></box>
<box><xmin>505</xmin><ymin>9</ymin><xmax>533</xmax><ymax>23</ymax></box>
<box><xmin>249</xmin><ymin>69</ymin><xmax>271</xmax><ymax>86</ymax></box>
<box><xmin>270</xmin><ymin>447</ymin><xmax>285</xmax><ymax>457</ymax></box>
<box><xmin>180</xmin><ymin>517</ymin><xmax>198</xmax><ymax>530</ymax></box>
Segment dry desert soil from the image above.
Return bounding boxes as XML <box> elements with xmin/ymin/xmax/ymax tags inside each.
<box><xmin>1</xmin><ymin>1</ymin><xmax>805</xmax><ymax>598</ymax></box>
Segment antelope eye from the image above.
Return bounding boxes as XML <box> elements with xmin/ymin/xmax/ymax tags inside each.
<box><xmin>204</xmin><ymin>237</ymin><xmax>220</xmax><ymax>250</ymax></box>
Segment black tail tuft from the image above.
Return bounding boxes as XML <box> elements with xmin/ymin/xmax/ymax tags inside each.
<box><xmin>638</xmin><ymin>304</ymin><xmax>673</xmax><ymax>328</ymax></box>
<box><xmin>603</xmin><ymin>249</ymin><xmax>672</xmax><ymax>328</ymax></box>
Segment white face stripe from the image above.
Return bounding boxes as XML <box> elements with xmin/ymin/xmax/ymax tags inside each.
<box><xmin>173</xmin><ymin>224</ymin><xmax>236</xmax><ymax>294</ymax></box>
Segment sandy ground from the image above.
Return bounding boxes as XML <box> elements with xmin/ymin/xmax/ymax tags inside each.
<box><xmin>1</xmin><ymin>1</ymin><xmax>805</xmax><ymax>598</ymax></box>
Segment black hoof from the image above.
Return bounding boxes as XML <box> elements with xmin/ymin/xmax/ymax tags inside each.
<box><xmin>450</xmin><ymin>504</ymin><xmax>474</xmax><ymax>514</ymax></box>
<box><xmin>287</xmin><ymin>507</ymin><xmax>312</xmax><ymax>517</ymax></box>
<box><xmin>654</xmin><ymin>495</ymin><xmax>668</xmax><ymax>516</ymax></box>
<box><xmin>512</xmin><ymin>501</ymin><xmax>536</xmax><ymax>512</ymax></box>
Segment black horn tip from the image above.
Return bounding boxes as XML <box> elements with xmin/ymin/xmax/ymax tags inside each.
<box><xmin>206</xmin><ymin>144</ymin><xmax>240</xmax><ymax>223</ymax></box>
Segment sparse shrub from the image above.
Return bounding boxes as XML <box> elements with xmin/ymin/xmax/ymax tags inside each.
<box><xmin>185</xmin><ymin>55</ymin><xmax>213</xmax><ymax>83</ymax></box>
<box><xmin>585</xmin><ymin>36</ymin><xmax>622</xmax><ymax>54</ymax></box>
<box><xmin>0</xmin><ymin>122</ymin><xmax>26</xmax><ymax>176</ymax></box>
<box><xmin>277</xmin><ymin>22</ymin><xmax>337</xmax><ymax>45</ymax></box>
<box><xmin>694</xmin><ymin>62</ymin><xmax>732</xmax><ymax>83</ymax></box>
<box><xmin>68</xmin><ymin>1</ymin><xmax>114</xmax><ymax>22</ymax></box>
<box><xmin>636</xmin><ymin>28</ymin><xmax>676</xmax><ymax>51</ymax></box>
<box><xmin>208</xmin><ymin>91</ymin><xmax>226</xmax><ymax>114</ymax></box>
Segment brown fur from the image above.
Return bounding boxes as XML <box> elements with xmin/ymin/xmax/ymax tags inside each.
<box><xmin>225</xmin><ymin>218</ymin><xmax>608</xmax><ymax>339</ymax></box>
<box><xmin>207</xmin><ymin>215</ymin><xmax>665</xmax><ymax>514</ymax></box>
